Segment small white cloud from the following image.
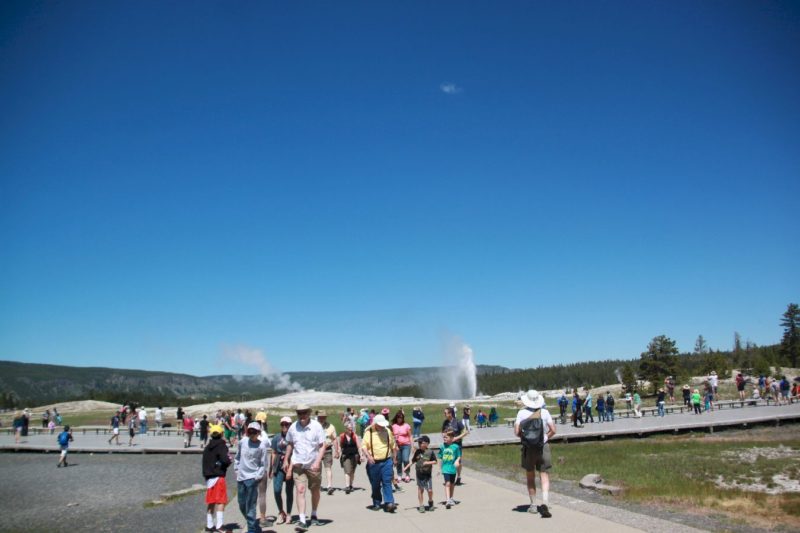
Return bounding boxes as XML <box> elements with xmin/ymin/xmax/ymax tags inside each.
<box><xmin>440</xmin><ymin>82</ymin><xmax>463</xmax><ymax>95</ymax></box>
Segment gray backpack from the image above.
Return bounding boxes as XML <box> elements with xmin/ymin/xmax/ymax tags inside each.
<box><xmin>520</xmin><ymin>409</ymin><xmax>544</xmax><ymax>449</ymax></box>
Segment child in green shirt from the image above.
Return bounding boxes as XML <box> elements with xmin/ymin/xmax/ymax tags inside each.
<box><xmin>438</xmin><ymin>430</ymin><xmax>461</xmax><ymax>509</ymax></box>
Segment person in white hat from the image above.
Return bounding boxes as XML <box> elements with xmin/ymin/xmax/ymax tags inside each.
<box><xmin>514</xmin><ymin>390</ymin><xmax>556</xmax><ymax>518</ymax></box>
<box><xmin>284</xmin><ymin>405</ymin><xmax>325</xmax><ymax>531</ymax></box>
<box><xmin>361</xmin><ymin>414</ymin><xmax>398</xmax><ymax>512</ymax></box>
<box><xmin>235</xmin><ymin>422</ymin><xmax>270</xmax><ymax>533</ymax></box>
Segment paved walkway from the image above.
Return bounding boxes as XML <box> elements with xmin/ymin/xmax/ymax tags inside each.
<box><xmin>222</xmin><ymin>464</ymin><xmax>702</xmax><ymax>533</ymax></box>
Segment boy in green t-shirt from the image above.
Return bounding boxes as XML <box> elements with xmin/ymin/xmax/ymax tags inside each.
<box><xmin>406</xmin><ymin>435</ymin><xmax>437</xmax><ymax>512</ymax></box>
<box><xmin>438</xmin><ymin>430</ymin><xmax>461</xmax><ymax>509</ymax></box>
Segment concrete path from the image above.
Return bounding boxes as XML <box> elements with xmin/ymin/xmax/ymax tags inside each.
<box><xmin>223</xmin><ymin>463</ymin><xmax>702</xmax><ymax>533</ymax></box>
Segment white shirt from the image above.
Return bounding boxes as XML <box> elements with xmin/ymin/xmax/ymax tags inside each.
<box><xmin>709</xmin><ymin>375</ymin><xmax>718</xmax><ymax>387</ymax></box>
<box><xmin>514</xmin><ymin>408</ymin><xmax>554</xmax><ymax>444</ymax></box>
<box><xmin>286</xmin><ymin>419</ymin><xmax>325</xmax><ymax>468</ymax></box>
<box><xmin>155</xmin><ymin>408</ymin><xmax>163</xmax><ymax>421</ymax></box>
<box><xmin>138</xmin><ymin>409</ymin><xmax>147</xmax><ymax>421</ymax></box>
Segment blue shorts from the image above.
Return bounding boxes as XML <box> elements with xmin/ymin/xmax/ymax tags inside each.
<box><xmin>443</xmin><ymin>473</ymin><xmax>457</xmax><ymax>484</ymax></box>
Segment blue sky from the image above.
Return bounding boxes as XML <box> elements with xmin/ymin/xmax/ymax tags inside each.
<box><xmin>1</xmin><ymin>1</ymin><xmax>798</xmax><ymax>377</ymax></box>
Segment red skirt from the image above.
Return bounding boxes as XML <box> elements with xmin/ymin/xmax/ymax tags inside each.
<box><xmin>205</xmin><ymin>477</ymin><xmax>228</xmax><ymax>505</ymax></box>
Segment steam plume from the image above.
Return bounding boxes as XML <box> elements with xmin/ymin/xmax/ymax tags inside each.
<box><xmin>223</xmin><ymin>344</ymin><xmax>303</xmax><ymax>392</ymax></box>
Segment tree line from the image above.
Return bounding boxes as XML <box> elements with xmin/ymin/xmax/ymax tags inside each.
<box><xmin>478</xmin><ymin>303</ymin><xmax>799</xmax><ymax>397</ymax></box>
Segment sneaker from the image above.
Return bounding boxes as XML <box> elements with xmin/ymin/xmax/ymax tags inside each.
<box><xmin>384</xmin><ymin>503</ymin><xmax>397</xmax><ymax>513</ymax></box>
<box><xmin>538</xmin><ymin>504</ymin><xmax>552</xmax><ymax>518</ymax></box>
<box><xmin>417</xmin><ymin>506</ymin><xmax>426</xmax><ymax>513</ymax></box>
<box><xmin>446</xmin><ymin>501</ymin><xmax>452</xmax><ymax>509</ymax></box>
<box><xmin>455</xmin><ymin>477</ymin><xmax>462</xmax><ymax>486</ymax></box>
<box><xmin>310</xmin><ymin>517</ymin><xmax>322</xmax><ymax>526</ymax></box>
<box><xmin>327</xmin><ymin>486</ymin><xmax>334</xmax><ymax>495</ymax></box>
<box><xmin>427</xmin><ymin>501</ymin><xmax>435</xmax><ymax>511</ymax></box>
<box><xmin>344</xmin><ymin>486</ymin><xmax>351</xmax><ymax>494</ymax></box>
<box><xmin>527</xmin><ymin>504</ymin><xmax>537</xmax><ymax>513</ymax></box>
<box><xmin>367</xmin><ymin>505</ymin><xmax>381</xmax><ymax>511</ymax></box>
<box><xmin>295</xmin><ymin>521</ymin><xmax>309</xmax><ymax>532</ymax></box>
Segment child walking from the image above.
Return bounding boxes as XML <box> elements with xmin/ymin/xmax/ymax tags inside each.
<box><xmin>203</xmin><ymin>424</ymin><xmax>231</xmax><ymax>532</ymax></box>
<box><xmin>57</xmin><ymin>425</ymin><xmax>73</xmax><ymax>467</ymax></box>
<box><xmin>406</xmin><ymin>435</ymin><xmax>437</xmax><ymax>512</ymax></box>
<box><xmin>438</xmin><ymin>430</ymin><xmax>461</xmax><ymax>509</ymax></box>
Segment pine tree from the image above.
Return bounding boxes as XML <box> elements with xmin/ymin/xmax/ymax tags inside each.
<box><xmin>639</xmin><ymin>335</ymin><xmax>680</xmax><ymax>394</ymax></box>
<box><xmin>780</xmin><ymin>303</ymin><xmax>800</xmax><ymax>368</ymax></box>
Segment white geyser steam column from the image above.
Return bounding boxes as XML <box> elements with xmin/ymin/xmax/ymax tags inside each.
<box><xmin>442</xmin><ymin>337</ymin><xmax>478</xmax><ymax>399</ymax></box>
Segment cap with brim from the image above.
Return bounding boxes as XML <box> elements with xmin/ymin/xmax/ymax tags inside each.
<box><xmin>247</xmin><ymin>422</ymin><xmax>261</xmax><ymax>431</ymax></box>
<box><xmin>521</xmin><ymin>389</ymin><xmax>545</xmax><ymax>409</ymax></box>
<box><xmin>317</xmin><ymin>410</ymin><xmax>327</xmax><ymax>417</ymax></box>
<box><xmin>683</xmin><ymin>385</ymin><xmax>690</xmax><ymax>389</ymax></box>
<box><xmin>372</xmin><ymin>414</ymin><xmax>389</xmax><ymax>427</ymax></box>
<box><xmin>209</xmin><ymin>424</ymin><xmax>223</xmax><ymax>435</ymax></box>
<box><xmin>295</xmin><ymin>404</ymin><xmax>311</xmax><ymax>412</ymax></box>
<box><xmin>280</xmin><ymin>416</ymin><xmax>292</xmax><ymax>424</ymax></box>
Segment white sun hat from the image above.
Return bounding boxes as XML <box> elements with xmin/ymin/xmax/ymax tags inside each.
<box><xmin>521</xmin><ymin>389</ymin><xmax>545</xmax><ymax>409</ymax></box>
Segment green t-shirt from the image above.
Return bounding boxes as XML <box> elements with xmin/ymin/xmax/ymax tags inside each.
<box><xmin>438</xmin><ymin>443</ymin><xmax>461</xmax><ymax>475</ymax></box>
<box><xmin>691</xmin><ymin>392</ymin><xmax>701</xmax><ymax>404</ymax></box>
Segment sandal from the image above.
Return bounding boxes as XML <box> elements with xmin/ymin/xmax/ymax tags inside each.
<box><xmin>277</xmin><ymin>511</ymin><xmax>287</xmax><ymax>524</ymax></box>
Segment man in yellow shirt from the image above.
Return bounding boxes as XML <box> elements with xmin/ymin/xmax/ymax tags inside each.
<box><xmin>361</xmin><ymin>414</ymin><xmax>397</xmax><ymax>512</ymax></box>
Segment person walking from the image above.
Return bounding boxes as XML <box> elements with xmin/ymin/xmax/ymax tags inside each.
<box><xmin>362</xmin><ymin>414</ymin><xmax>397</xmax><ymax>513</ymax></box>
<box><xmin>692</xmin><ymin>389</ymin><xmax>703</xmax><ymax>414</ymax></box>
<box><xmin>270</xmin><ymin>416</ymin><xmax>294</xmax><ymax>525</ymax></box>
<box><xmin>316</xmin><ymin>411</ymin><xmax>338</xmax><ymax>496</ymax></box>
<box><xmin>411</xmin><ymin>406</ymin><xmax>424</xmax><ymax>439</ymax></box>
<box><xmin>514</xmin><ymin>389</ymin><xmax>556</xmax><ymax>518</ymax></box>
<box><xmin>735</xmin><ymin>373</ymin><xmax>746</xmax><ymax>401</ymax></box>
<box><xmin>584</xmin><ymin>390</ymin><xmax>594</xmax><ymax>423</ymax></box>
<box><xmin>391</xmin><ymin>411</ymin><xmax>413</xmax><ymax>483</ymax></box>
<box><xmin>408</xmin><ymin>436</ymin><xmax>437</xmax><ymax>512</ymax></box>
<box><xmin>183</xmin><ymin>412</ymin><xmax>195</xmax><ymax>448</ymax></box>
<box><xmin>439</xmin><ymin>430</ymin><xmax>461</xmax><ymax>509</ymax></box>
<box><xmin>596</xmin><ymin>394</ymin><xmax>605</xmax><ymax>423</ymax></box>
<box><xmin>682</xmin><ymin>384</ymin><xmax>692</xmax><ymax>408</ymax></box>
<box><xmin>338</xmin><ymin>421</ymin><xmax>363</xmax><ymax>494</ymax></box>
<box><xmin>462</xmin><ymin>405</ymin><xmax>472</xmax><ymax>432</ymax></box>
<box><xmin>56</xmin><ymin>425</ymin><xmax>74</xmax><ymax>468</ymax></box>
<box><xmin>440</xmin><ymin>407</ymin><xmax>468</xmax><ymax>485</ymax></box>
<box><xmin>235</xmin><ymin>422</ymin><xmax>269</xmax><ymax>533</ymax></box>
<box><xmin>632</xmin><ymin>390</ymin><xmax>642</xmax><ymax>418</ymax></box>
<box><xmin>203</xmin><ymin>424</ymin><xmax>231</xmax><ymax>533</ymax></box>
<box><xmin>284</xmin><ymin>405</ymin><xmax>325</xmax><ymax>531</ymax></box>
<box><xmin>199</xmin><ymin>415</ymin><xmax>210</xmax><ymax>448</ymax></box>
<box><xmin>138</xmin><ymin>406</ymin><xmax>148</xmax><ymax>435</ymax></box>
<box><xmin>155</xmin><ymin>406</ymin><xmax>163</xmax><ymax>430</ymax></box>
<box><xmin>657</xmin><ymin>388</ymin><xmax>666</xmax><ymax>417</ymax></box>
<box><xmin>605</xmin><ymin>391</ymin><xmax>615</xmax><ymax>422</ymax></box>
<box><xmin>108</xmin><ymin>411</ymin><xmax>121</xmax><ymax>445</ymax></box>
<box><xmin>127</xmin><ymin>410</ymin><xmax>137</xmax><ymax>446</ymax></box>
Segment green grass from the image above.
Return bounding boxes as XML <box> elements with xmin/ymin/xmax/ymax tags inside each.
<box><xmin>468</xmin><ymin>432</ymin><xmax>800</xmax><ymax>527</ymax></box>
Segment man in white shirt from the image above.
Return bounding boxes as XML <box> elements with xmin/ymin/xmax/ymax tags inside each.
<box><xmin>709</xmin><ymin>371</ymin><xmax>719</xmax><ymax>399</ymax></box>
<box><xmin>138</xmin><ymin>406</ymin><xmax>148</xmax><ymax>435</ymax></box>
<box><xmin>514</xmin><ymin>390</ymin><xmax>556</xmax><ymax>519</ymax></box>
<box><xmin>284</xmin><ymin>405</ymin><xmax>325</xmax><ymax>532</ymax></box>
<box><xmin>154</xmin><ymin>406</ymin><xmax>163</xmax><ymax>429</ymax></box>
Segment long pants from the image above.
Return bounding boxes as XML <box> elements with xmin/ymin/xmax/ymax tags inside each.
<box><xmin>396</xmin><ymin>445</ymin><xmax>411</xmax><ymax>477</ymax></box>
<box><xmin>693</xmin><ymin>403</ymin><xmax>702</xmax><ymax>414</ymax></box>
<box><xmin>412</xmin><ymin>422</ymin><xmax>422</xmax><ymax>439</ymax></box>
<box><xmin>140</xmin><ymin>421</ymin><xmax>147</xmax><ymax>434</ymax></box>
<box><xmin>273</xmin><ymin>468</ymin><xmax>294</xmax><ymax>514</ymax></box>
<box><xmin>597</xmin><ymin>409</ymin><xmax>604</xmax><ymax>422</ymax></box>
<box><xmin>606</xmin><ymin>408</ymin><xmax>614</xmax><ymax>421</ymax></box>
<box><xmin>366</xmin><ymin>459</ymin><xmax>395</xmax><ymax>506</ymax></box>
<box><xmin>657</xmin><ymin>402</ymin><xmax>665</xmax><ymax>417</ymax></box>
<box><xmin>238</xmin><ymin>478</ymin><xmax>259</xmax><ymax>533</ymax></box>
<box><xmin>584</xmin><ymin>406</ymin><xmax>593</xmax><ymax>423</ymax></box>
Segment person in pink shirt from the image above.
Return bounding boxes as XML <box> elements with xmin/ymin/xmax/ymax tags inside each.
<box><xmin>183</xmin><ymin>413</ymin><xmax>195</xmax><ymax>448</ymax></box>
<box><xmin>391</xmin><ymin>411</ymin><xmax>413</xmax><ymax>483</ymax></box>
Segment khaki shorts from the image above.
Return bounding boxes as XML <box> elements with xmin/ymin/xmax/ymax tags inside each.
<box><xmin>521</xmin><ymin>443</ymin><xmax>552</xmax><ymax>472</ymax></box>
<box><xmin>322</xmin><ymin>450</ymin><xmax>333</xmax><ymax>468</ymax></box>
<box><xmin>292</xmin><ymin>464</ymin><xmax>322</xmax><ymax>491</ymax></box>
<box><xmin>341</xmin><ymin>456</ymin><xmax>359</xmax><ymax>475</ymax></box>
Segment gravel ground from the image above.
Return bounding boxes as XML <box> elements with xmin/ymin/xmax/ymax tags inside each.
<box><xmin>0</xmin><ymin>453</ymin><xmax>213</xmax><ymax>533</ymax></box>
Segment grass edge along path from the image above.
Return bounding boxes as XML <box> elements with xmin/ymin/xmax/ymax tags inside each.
<box><xmin>467</xmin><ymin>430</ymin><xmax>800</xmax><ymax>531</ymax></box>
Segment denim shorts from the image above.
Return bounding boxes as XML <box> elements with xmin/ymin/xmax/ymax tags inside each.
<box><xmin>417</xmin><ymin>476</ymin><xmax>432</xmax><ymax>490</ymax></box>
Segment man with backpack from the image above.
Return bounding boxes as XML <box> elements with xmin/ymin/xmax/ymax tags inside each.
<box><xmin>514</xmin><ymin>390</ymin><xmax>556</xmax><ymax>518</ymax></box>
